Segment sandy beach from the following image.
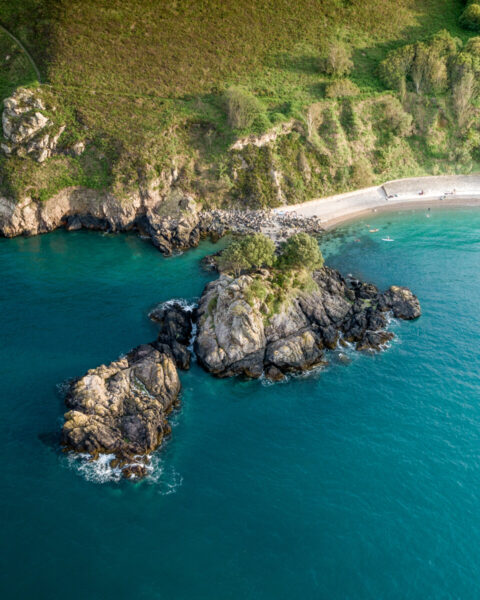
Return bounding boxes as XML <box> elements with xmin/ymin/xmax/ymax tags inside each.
<box><xmin>278</xmin><ymin>175</ymin><xmax>480</xmax><ymax>228</ymax></box>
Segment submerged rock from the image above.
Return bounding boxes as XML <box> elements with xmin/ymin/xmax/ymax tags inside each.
<box><xmin>62</xmin><ymin>344</ymin><xmax>180</xmax><ymax>473</ymax></box>
<box><xmin>194</xmin><ymin>266</ymin><xmax>421</xmax><ymax>380</ymax></box>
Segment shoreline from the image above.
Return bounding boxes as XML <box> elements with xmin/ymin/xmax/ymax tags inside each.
<box><xmin>324</xmin><ymin>197</ymin><xmax>480</xmax><ymax>228</ymax></box>
<box><xmin>277</xmin><ymin>175</ymin><xmax>480</xmax><ymax>229</ymax></box>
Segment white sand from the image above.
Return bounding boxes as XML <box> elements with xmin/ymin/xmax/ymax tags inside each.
<box><xmin>277</xmin><ymin>175</ymin><xmax>480</xmax><ymax>227</ymax></box>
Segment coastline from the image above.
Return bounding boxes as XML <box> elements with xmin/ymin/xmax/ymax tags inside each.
<box><xmin>278</xmin><ymin>175</ymin><xmax>480</xmax><ymax>229</ymax></box>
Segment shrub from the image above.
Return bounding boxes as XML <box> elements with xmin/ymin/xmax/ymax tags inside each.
<box><xmin>379</xmin><ymin>45</ymin><xmax>415</xmax><ymax>93</ymax></box>
<box><xmin>351</xmin><ymin>157</ymin><xmax>375</xmax><ymax>188</ymax></box>
<box><xmin>377</xmin><ymin>96</ymin><xmax>413</xmax><ymax>137</ymax></box>
<box><xmin>224</xmin><ymin>86</ymin><xmax>264</xmax><ymax>129</ymax></box>
<box><xmin>464</xmin><ymin>36</ymin><xmax>480</xmax><ymax>55</ymax></box>
<box><xmin>279</xmin><ymin>233</ymin><xmax>324</xmax><ymax>271</ymax></box>
<box><xmin>319</xmin><ymin>43</ymin><xmax>353</xmax><ymax>77</ymax></box>
<box><xmin>241</xmin><ymin>233</ymin><xmax>276</xmax><ymax>269</ymax></box>
<box><xmin>325</xmin><ymin>79</ymin><xmax>360</xmax><ymax>98</ymax></box>
<box><xmin>460</xmin><ymin>4</ymin><xmax>480</xmax><ymax>31</ymax></box>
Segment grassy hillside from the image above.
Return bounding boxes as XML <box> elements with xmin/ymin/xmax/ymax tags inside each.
<box><xmin>0</xmin><ymin>0</ymin><xmax>476</xmax><ymax>206</ymax></box>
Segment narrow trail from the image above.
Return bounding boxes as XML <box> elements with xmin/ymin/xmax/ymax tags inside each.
<box><xmin>0</xmin><ymin>23</ymin><xmax>41</xmax><ymax>83</ymax></box>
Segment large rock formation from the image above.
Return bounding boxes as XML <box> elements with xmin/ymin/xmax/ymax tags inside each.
<box><xmin>62</xmin><ymin>344</ymin><xmax>180</xmax><ymax>478</ymax></box>
<box><xmin>194</xmin><ymin>267</ymin><xmax>420</xmax><ymax>379</ymax></box>
<box><xmin>60</xmin><ymin>266</ymin><xmax>420</xmax><ymax>479</ymax></box>
<box><xmin>1</xmin><ymin>88</ymin><xmax>66</xmax><ymax>163</ymax></box>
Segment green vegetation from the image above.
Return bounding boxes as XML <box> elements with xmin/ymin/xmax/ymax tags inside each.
<box><xmin>218</xmin><ymin>232</ymin><xmax>323</xmax><ymax>276</ymax></box>
<box><xmin>217</xmin><ymin>232</ymin><xmax>325</xmax><ymax>320</ymax></box>
<box><xmin>319</xmin><ymin>43</ymin><xmax>354</xmax><ymax>78</ymax></box>
<box><xmin>0</xmin><ymin>29</ymin><xmax>38</xmax><ymax>101</ymax></box>
<box><xmin>460</xmin><ymin>3</ymin><xmax>480</xmax><ymax>30</ymax></box>
<box><xmin>218</xmin><ymin>233</ymin><xmax>275</xmax><ymax>276</ymax></box>
<box><xmin>224</xmin><ymin>87</ymin><xmax>266</xmax><ymax>131</ymax></box>
<box><xmin>278</xmin><ymin>233</ymin><xmax>324</xmax><ymax>271</ymax></box>
<box><xmin>0</xmin><ymin>0</ymin><xmax>479</xmax><ymax>206</ymax></box>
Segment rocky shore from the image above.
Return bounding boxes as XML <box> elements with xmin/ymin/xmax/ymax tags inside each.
<box><xmin>62</xmin><ymin>263</ymin><xmax>420</xmax><ymax>478</ymax></box>
<box><xmin>61</xmin><ymin>301</ymin><xmax>194</xmax><ymax>479</ymax></box>
<box><xmin>0</xmin><ymin>187</ymin><xmax>323</xmax><ymax>255</ymax></box>
<box><xmin>194</xmin><ymin>267</ymin><xmax>421</xmax><ymax>380</ymax></box>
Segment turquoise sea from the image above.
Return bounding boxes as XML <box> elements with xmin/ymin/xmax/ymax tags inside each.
<box><xmin>1</xmin><ymin>208</ymin><xmax>480</xmax><ymax>599</ymax></box>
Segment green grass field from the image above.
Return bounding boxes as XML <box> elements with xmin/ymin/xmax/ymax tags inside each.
<box><xmin>0</xmin><ymin>0</ymin><xmax>476</xmax><ymax>205</ymax></box>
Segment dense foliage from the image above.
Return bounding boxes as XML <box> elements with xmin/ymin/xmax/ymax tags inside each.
<box><xmin>219</xmin><ymin>233</ymin><xmax>323</xmax><ymax>277</ymax></box>
<box><xmin>278</xmin><ymin>233</ymin><xmax>324</xmax><ymax>271</ymax></box>
<box><xmin>319</xmin><ymin>43</ymin><xmax>353</xmax><ymax>78</ymax></box>
<box><xmin>460</xmin><ymin>3</ymin><xmax>480</xmax><ymax>30</ymax></box>
<box><xmin>218</xmin><ymin>233</ymin><xmax>276</xmax><ymax>276</ymax></box>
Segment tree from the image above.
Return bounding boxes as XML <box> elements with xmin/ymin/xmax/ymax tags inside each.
<box><xmin>279</xmin><ymin>233</ymin><xmax>324</xmax><ymax>271</ymax></box>
<box><xmin>465</xmin><ymin>36</ymin><xmax>480</xmax><ymax>55</ymax></box>
<box><xmin>460</xmin><ymin>4</ymin><xmax>480</xmax><ymax>31</ymax></box>
<box><xmin>240</xmin><ymin>233</ymin><xmax>276</xmax><ymax>269</ymax></box>
<box><xmin>351</xmin><ymin>157</ymin><xmax>375</xmax><ymax>189</ymax></box>
<box><xmin>218</xmin><ymin>233</ymin><xmax>276</xmax><ymax>276</ymax></box>
<box><xmin>218</xmin><ymin>241</ymin><xmax>249</xmax><ymax>277</ymax></box>
<box><xmin>452</xmin><ymin>69</ymin><xmax>476</xmax><ymax>129</ymax></box>
<box><xmin>224</xmin><ymin>86</ymin><xmax>264</xmax><ymax>130</ymax></box>
<box><xmin>319</xmin><ymin>43</ymin><xmax>353</xmax><ymax>78</ymax></box>
<box><xmin>379</xmin><ymin>45</ymin><xmax>415</xmax><ymax>95</ymax></box>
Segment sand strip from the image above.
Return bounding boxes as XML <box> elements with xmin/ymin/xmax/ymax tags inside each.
<box><xmin>277</xmin><ymin>175</ymin><xmax>480</xmax><ymax>228</ymax></box>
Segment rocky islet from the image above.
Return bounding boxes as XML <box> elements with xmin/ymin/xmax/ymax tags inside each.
<box><xmin>62</xmin><ymin>261</ymin><xmax>420</xmax><ymax>478</ymax></box>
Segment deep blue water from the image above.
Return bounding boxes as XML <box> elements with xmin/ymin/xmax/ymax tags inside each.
<box><xmin>1</xmin><ymin>208</ymin><xmax>480</xmax><ymax>599</ymax></box>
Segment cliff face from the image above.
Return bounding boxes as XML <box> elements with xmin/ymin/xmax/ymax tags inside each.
<box><xmin>194</xmin><ymin>267</ymin><xmax>421</xmax><ymax>380</ymax></box>
<box><xmin>0</xmin><ymin>186</ymin><xmax>204</xmax><ymax>255</ymax></box>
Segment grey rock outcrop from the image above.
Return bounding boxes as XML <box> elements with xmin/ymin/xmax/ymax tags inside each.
<box><xmin>62</xmin><ymin>344</ymin><xmax>180</xmax><ymax>477</ymax></box>
<box><xmin>149</xmin><ymin>301</ymin><xmax>194</xmax><ymax>369</ymax></box>
<box><xmin>194</xmin><ymin>267</ymin><xmax>421</xmax><ymax>379</ymax></box>
<box><xmin>1</xmin><ymin>88</ymin><xmax>65</xmax><ymax>163</ymax></box>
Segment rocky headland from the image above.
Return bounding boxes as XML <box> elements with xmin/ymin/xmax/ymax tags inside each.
<box><xmin>0</xmin><ymin>88</ymin><xmax>324</xmax><ymax>255</ymax></box>
<box><xmin>0</xmin><ymin>185</ymin><xmax>323</xmax><ymax>255</ymax></box>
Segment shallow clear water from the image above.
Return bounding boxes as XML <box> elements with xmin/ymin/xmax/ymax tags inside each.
<box><xmin>1</xmin><ymin>209</ymin><xmax>480</xmax><ymax>599</ymax></box>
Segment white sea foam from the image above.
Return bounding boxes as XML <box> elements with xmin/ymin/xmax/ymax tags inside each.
<box><xmin>56</xmin><ymin>379</ymin><xmax>72</xmax><ymax>397</ymax></box>
<box><xmin>149</xmin><ymin>297</ymin><xmax>198</xmax><ymax>316</ymax></box>
<box><xmin>66</xmin><ymin>451</ymin><xmax>183</xmax><ymax>493</ymax></box>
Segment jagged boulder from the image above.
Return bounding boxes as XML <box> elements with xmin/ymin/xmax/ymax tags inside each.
<box><xmin>149</xmin><ymin>301</ymin><xmax>193</xmax><ymax>369</ymax></box>
<box><xmin>1</xmin><ymin>88</ymin><xmax>66</xmax><ymax>162</ymax></box>
<box><xmin>62</xmin><ymin>344</ymin><xmax>181</xmax><ymax>476</ymax></box>
<box><xmin>380</xmin><ymin>285</ymin><xmax>422</xmax><ymax>320</ymax></box>
<box><xmin>194</xmin><ymin>274</ymin><xmax>268</xmax><ymax>377</ymax></box>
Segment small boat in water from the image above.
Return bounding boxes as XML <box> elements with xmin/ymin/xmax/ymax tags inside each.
<box><xmin>369</xmin><ymin>228</ymin><xmax>379</xmax><ymax>233</ymax></box>
<box><xmin>382</xmin><ymin>236</ymin><xmax>394</xmax><ymax>242</ymax></box>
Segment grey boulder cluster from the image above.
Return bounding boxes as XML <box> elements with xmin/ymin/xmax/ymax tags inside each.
<box><xmin>194</xmin><ymin>267</ymin><xmax>421</xmax><ymax>380</ymax></box>
<box><xmin>1</xmin><ymin>88</ymin><xmax>67</xmax><ymax>163</ymax></box>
